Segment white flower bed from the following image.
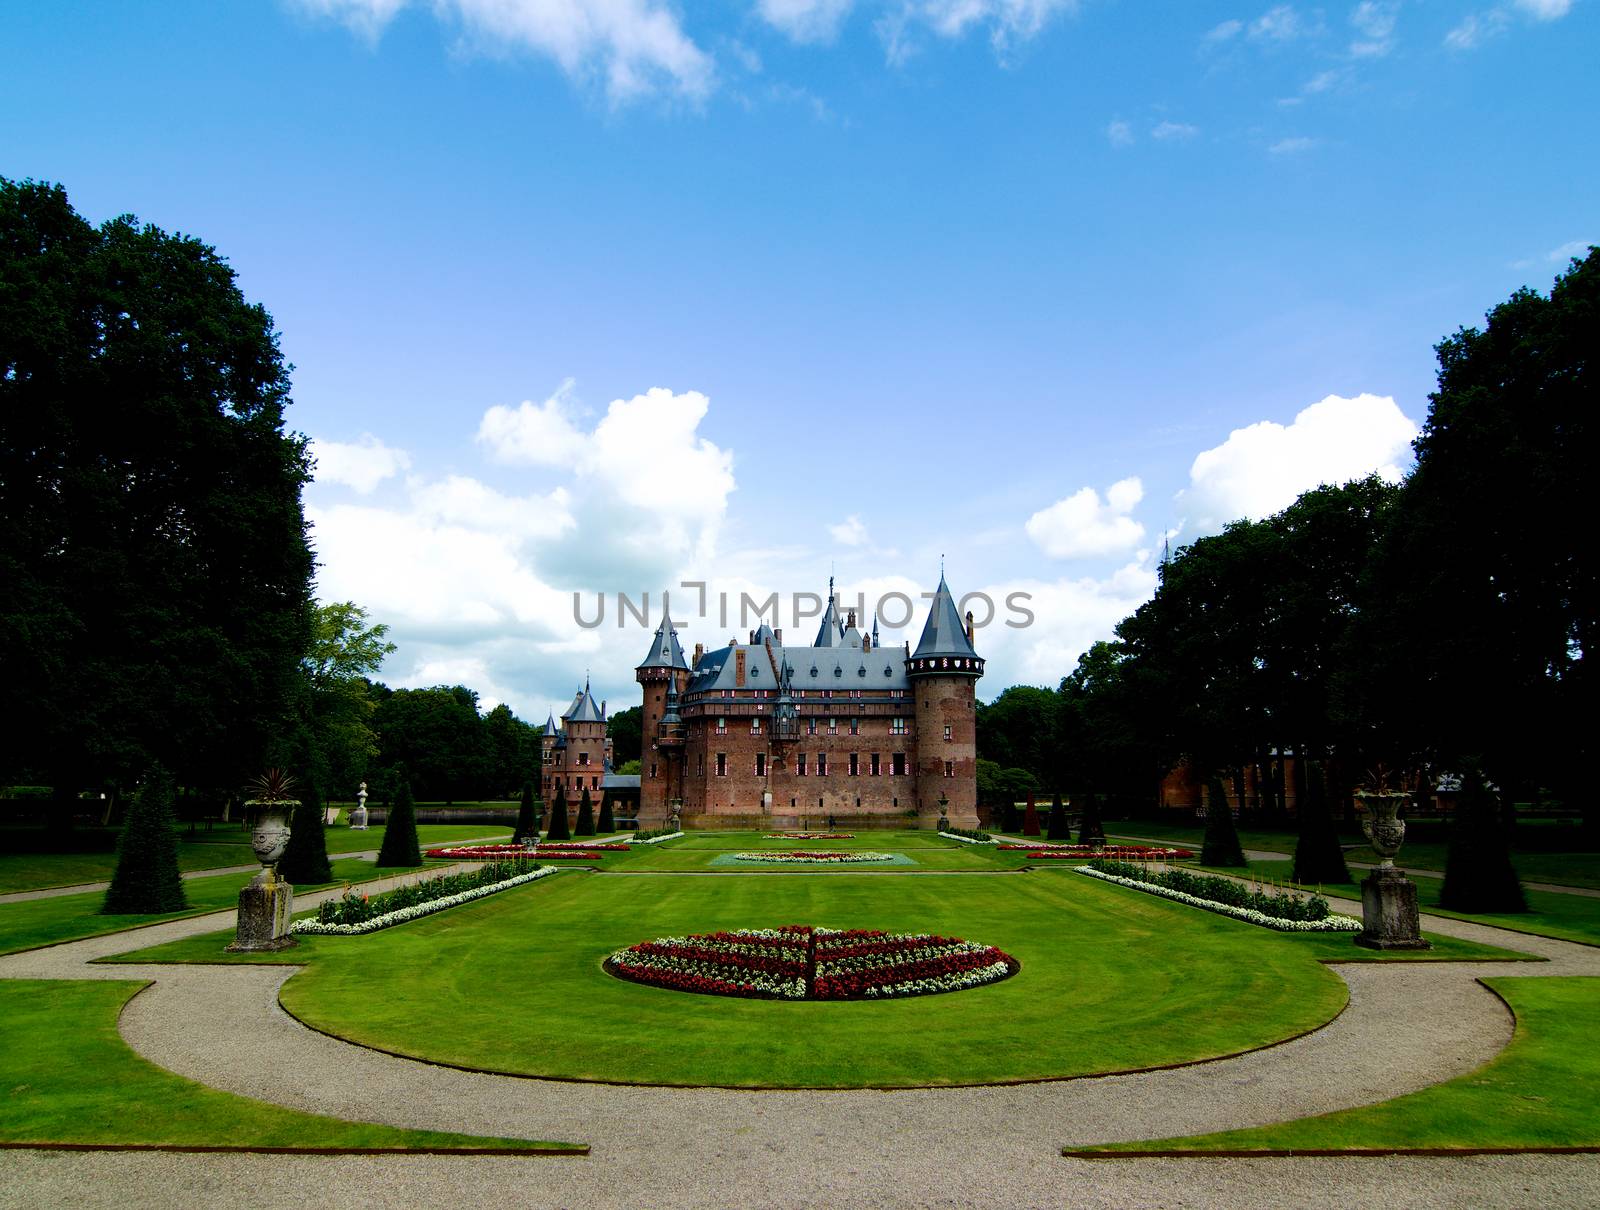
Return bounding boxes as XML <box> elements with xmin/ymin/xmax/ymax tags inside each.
<box><xmin>862</xmin><ymin>959</ymin><xmax>1013</xmax><ymax>998</ymax></box>
<box><xmin>629</xmin><ymin>831</ymin><xmax>684</xmax><ymax>845</ymax></box>
<box><xmin>1073</xmin><ymin>866</ymin><xmax>1362</xmax><ymax>932</ymax></box>
<box><xmin>292</xmin><ymin>866</ymin><xmax>558</xmax><ymax>936</ymax></box>
<box><xmin>730</xmin><ymin>851</ymin><xmax>895</xmax><ymax>864</ymax></box>
<box><xmin>939</xmin><ymin>831</ymin><xmax>998</xmax><ymax>845</ymax></box>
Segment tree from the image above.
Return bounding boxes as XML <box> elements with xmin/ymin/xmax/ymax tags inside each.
<box><xmin>373</xmin><ymin>686</ymin><xmax>491</xmax><ymax>802</ymax></box>
<box><xmin>1290</xmin><ymin>761</ymin><xmax>1349</xmax><ymax>885</ymax></box>
<box><xmin>608</xmin><ymin>706</ymin><xmax>643</xmax><ymax>767</ymax></box>
<box><xmin>598</xmin><ymin>790</ymin><xmax>615</xmax><ymax>834</ymax></box>
<box><xmin>616</xmin><ymin>759</ymin><xmax>642</xmax><ymax>776</ymax></box>
<box><xmin>513</xmin><ymin>780</ymin><xmax>540</xmax><ymax>844</ymax></box>
<box><xmin>976</xmin><ymin>686</ymin><xmax>1062</xmax><ymax>789</ymax></box>
<box><xmin>1077</xmin><ymin>791</ymin><xmax>1106</xmax><ymax>847</ymax></box>
<box><xmin>546</xmin><ymin>785</ymin><xmax>571</xmax><ymax>841</ymax></box>
<box><xmin>1045</xmin><ymin>794</ymin><xmax>1069</xmax><ymax>841</ymax></box>
<box><xmin>377</xmin><ymin>776</ymin><xmax>422</xmax><ymax>867</ymax></box>
<box><xmin>0</xmin><ymin>179</ymin><xmax>315</xmax><ymax>795</ymax></box>
<box><xmin>483</xmin><ymin>702</ymin><xmax>539</xmax><ymax>797</ymax></box>
<box><xmin>298</xmin><ymin>602</ymin><xmax>393</xmax><ymax>797</ymax></box>
<box><xmin>1440</xmin><ymin>769</ymin><xmax>1527</xmax><ymax>913</ymax></box>
<box><xmin>102</xmin><ymin>766</ymin><xmax>186</xmax><ymax>913</ymax></box>
<box><xmin>1200</xmin><ymin>776</ymin><xmax>1246</xmax><ymax>867</ymax></box>
<box><xmin>575</xmin><ymin>786</ymin><xmax>596</xmax><ymax>837</ymax></box>
<box><xmin>279</xmin><ymin>777</ymin><xmax>333</xmax><ymax>885</ymax></box>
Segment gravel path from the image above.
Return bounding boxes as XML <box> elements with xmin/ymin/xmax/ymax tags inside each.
<box><xmin>4</xmin><ymin>872</ymin><xmax>1600</xmax><ymax>1207</ymax></box>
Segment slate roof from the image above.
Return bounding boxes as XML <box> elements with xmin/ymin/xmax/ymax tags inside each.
<box><xmin>911</xmin><ymin>573</ymin><xmax>980</xmax><ymax>660</ymax></box>
<box><xmin>636</xmin><ymin>611</ymin><xmax>688</xmax><ymax>671</ymax></box>
<box><xmin>686</xmin><ymin>640</ymin><xmax>910</xmax><ymax>694</ymax></box>
<box><xmin>563</xmin><ymin>681</ymin><xmax>605</xmax><ymax>723</ymax></box>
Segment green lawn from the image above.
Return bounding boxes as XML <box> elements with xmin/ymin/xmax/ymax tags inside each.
<box><xmin>0</xmin><ymin>979</ymin><xmax>580</xmax><ymax>1153</ymax></box>
<box><xmin>0</xmin><ymin>824</ymin><xmax>510</xmax><ymax>894</ymax></box>
<box><xmin>0</xmin><ymin>857</ymin><xmax>445</xmax><ymax>956</ymax></box>
<box><xmin>1186</xmin><ymin>858</ymin><xmax>1600</xmax><ymax>948</ymax></box>
<box><xmin>612</xmin><ymin>830</ymin><xmax>1022</xmax><ymax>872</ymax></box>
<box><xmin>1076</xmin><ymin>977</ymin><xmax>1600</xmax><ymax>1154</ymax></box>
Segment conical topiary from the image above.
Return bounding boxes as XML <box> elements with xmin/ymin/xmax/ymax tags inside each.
<box><xmin>575</xmin><ymin>786</ymin><xmax>596</xmax><ymax>836</ymax></box>
<box><xmin>513</xmin><ymin>781</ymin><xmax>539</xmax><ymax>844</ymax></box>
<box><xmin>1440</xmin><ymin>768</ymin><xmax>1527</xmax><ymax>913</ymax></box>
<box><xmin>1291</xmin><ymin>761</ymin><xmax>1349</xmax><ymax>885</ymax></box>
<box><xmin>377</xmin><ymin>776</ymin><xmax>423</xmax><ymax>867</ymax></box>
<box><xmin>1201</xmin><ymin>775</ymin><xmax>1246</xmax><ymax>867</ymax></box>
<box><xmin>1022</xmin><ymin>792</ymin><xmax>1041</xmax><ymax>837</ymax></box>
<box><xmin>103</xmin><ymin>766</ymin><xmax>187</xmax><ymax>914</ymax></box>
<box><xmin>598</xmin><ymin>790</ymin><xmax>615</xmax><ymax>834</ymax></box>
<box><xmin>546</xmin><ymin>785</ymin><xmax>571</xmax><ymax>842</ymax></box>
<box><xmin>1077</xmin><ymin>790</ymin><xmax>1106</xmax><ymax>847</ymax></box>
<box><xmin>279</xmin><ymin>778</ymin><xmax>333</xmax><ymax>885</ymax></box>
<box><xmin>1046</xmin><ymin>794</ymin><xmax>1070</xmax><ymax>841</ymax></box>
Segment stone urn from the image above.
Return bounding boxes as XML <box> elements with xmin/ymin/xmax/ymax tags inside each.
<box><xmin>1355</xmin><ymin>790</ymin><xmax>1409</xmax><ymax>868</ymax></box>
<box><xmin>228</xmin><ymin>768</ymin><xmax>301</xmax><ymax>953</ymax></box>
<box><xmin>350</xmin><ymin>781</ymin><xmax>369</xmax><ymax>830</ymax></box>
<box><xmin>248</xmin><ymin>802</ymin><xmax>295</xmax><ymax>873</ymax></box>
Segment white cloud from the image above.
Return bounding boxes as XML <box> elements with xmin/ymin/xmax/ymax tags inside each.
<box><xmin>1302</xmin><ymin>68</ymin><xmax>1341</xmax><ymax>93</ymax></box>
<box><xmin>829</xmin><ymin>515</ymin><xmax>872</xmax><ymax>547</ymax></box>
<box><xmin>1515</xmin><ymin>0</ymin><xmax>1572</xmax><ymax>19</ymax></box>
<box><xmin>309</xmin><ymin>433</ymin><xmax>412</xmax><ymax>493</ymax></box>
<box><xmin>758</xmin><ymin>0</ymin><xmax>854</xmax><ymax>43</ymax></box>
<box><xmin>1106</xmin><ymin>118</ymin><xmax>1134</xmax><ymax>147</ymax></box>
<box><xmin>876</xmin><ymin>0</ymin><xmax>1082</xmax><ymax>62</ymax></box>
<box><xmin>1025</xmin><ymin>477</ymin><xmax>1146</xmax><ymax>559</ymax></box>
<box><xmin>1348</xmin><ymin>0</ymin><xmax>1397</xmax><ymax>55</ymax></box>
<box><xmin>476</xmin><ymin>380</ymin><xmax>587</xmax><ymax>467</ymax></box>
<box><xmin>1269</xmin><ymin>135</ymin><xmax>1317</xmax><ymax>154</ymax></box>
<box><xmin>1181</xmin><ymin>393</ymin><xmax>1419</xmax><ymax>527</ymax></box>
<box><xmin>1250</xmin><ymin>5</ymin><xmax>1306</xmax><ymax>40</ymax></box>
<box><xmin>1151</xmin><ymin>120</ymin><xmax>1199</xmax><ymax>140</ymax></box>
<box><xmin>1511</xmin><ymin>238</ymin><xmax>1594</xmax><ymax>270</ymax></box>
<box><xmin>1202</xmin><ymin>17</ymin><xmax>1245</xmax><ymax>46</ymax></box>
<box><xmin>295</xmin><ymin>0</ymin><xmax>713</xmax><ymax>102</ymax></box>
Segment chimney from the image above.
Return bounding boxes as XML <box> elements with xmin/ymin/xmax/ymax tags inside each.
<box><xmin>863</xmin><ymin>633</ymin><xmax>871</xmax><ymax>652</ymax></box>
<box><xmin>735</xmin><ymin>648</ymin><xmax>747</xmax><ymax>688</ymax></box>
<box><xmin>601</xmin><ymin>699</ymin><xmax>607</xmax><ymax>719</ymax></box>
<box><xmin>774</xmin><ymin>628</ymin><xmax>783</xmax><ymax>643</ymax></box>
<box><xmin>847</xmin><ymin>610</ymin><xmax>856</xmax><ymax>628</ymax></box>
<box><xmin>965</xmin><ymin>609</ymin><xmax>975</xmax><ymax>645</ymax></box>
<box><xmin>692</xmin><ymin>642</ymin><xmax>703</xmax><ymax>669</ymax></box>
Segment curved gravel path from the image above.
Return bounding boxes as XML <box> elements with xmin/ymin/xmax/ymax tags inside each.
<box><xmin>4</xmin><ymin>877</ymin><xmax>1600</xmax><ymax>1207</ymax></box>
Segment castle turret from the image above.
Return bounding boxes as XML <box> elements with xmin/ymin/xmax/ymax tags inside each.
<box><xmin>636</xmin><ymin>611</ymin><xmax>689</xmax><ymax>828</ymax></box>
<box><xmin>906</xmin><ymin>572</ymin><xmax>985</xmax><ymax>829</ymax></box>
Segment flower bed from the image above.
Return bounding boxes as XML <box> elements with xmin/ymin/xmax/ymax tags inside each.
<box><xmin>940</xmin><ymin>827</ymin><xmax>996</xmax><ymax>844</ymax></box>
<box><xmin>1075</xmin><ymin>863</ymin><xmax>1361</xmax><ymax>932</ymax></box>
<box><xmin>293</xmin><ymin>861</ymin><xmax>555</xmax><ymax>936</ymax></box>
<box><xmin>729</xmin><ymin>850</ymin><xmax>894</xmax><ymax>864</ymax></box>
<box><xmin>424</xmin><ymin>843</ymin><xmax>626</xmax><ymax>860</ymax></box>
<box><xmin>605</xmin><ymin>924</ymin><xmax>1018</xmax><ymax>1001</ymax></box>
<box><xmin>630</xmin><ymin>829</ymin><xmax>683</xmax><ymax>844</ymax></box>
<box><xmin>765</xmin><ymin>832</ymin><xmax>855</xmax><ymax>840</ymax></box>
<box><xmin>997</xmin><ymin>843</ymin><xmax>1194</xmax><ymax>859</ymax></box>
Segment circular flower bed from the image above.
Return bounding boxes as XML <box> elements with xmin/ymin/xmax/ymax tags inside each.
<box><xmin>765</xmin><ymin>832</ymin><xmax>855</xmax><ymax>840</ymax></box>
<box><xmin>730</xmin><ymin>850</ymin><xmax>893</xmax><ymax>864</ymax></box>
<box><xmin>605</xmin><ymin>925</ymin><xmax>1018</xmax><ymax>1001</ymax></box>
<box><xmin>996</xmin><ymin>843</ymin><xmax>1194</xmax><ymax>859</ymax></box>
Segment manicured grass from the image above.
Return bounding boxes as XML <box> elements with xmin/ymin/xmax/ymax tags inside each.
<box><xmin>1188</xmin><ymin>858</ymin><xmax>1600</xmax><ymax>948</ymax></box>
<box><xmin>0</xmin><ymin>824</ymin><xmax>511</xmax><ymax>894</ymax></box>
<box><xmin>0</xmin><ymin>979</ymin><xmax>578</xmax><ymax>1152</ymax></box>
<box><xmin>238</xmin><ymin>866</ymin><xmax>1360</xmax><ymax>1088</ymax></box>
<box><xmin>617</xmin><ymin>830</ymin><xmax>1013</xmax><ymax>872</ymax></box>
<box><xmin>1078</xmin><ymin>977</ymin><xmax>1600</xmax><ymax>1154</ymax></box>
<box><xmin>0</xmin><ymin>857</ymin><xmax>443</xmax><ymax>956</ymax></box>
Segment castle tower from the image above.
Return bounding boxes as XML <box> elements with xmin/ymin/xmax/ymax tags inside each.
<box><xmin>560</xmin><ymin>679</ymin><xmax>607</xmax><ymax>824</ymax></box>
<box><xmin>906</xmin><ymin>572</ymin><xmax>985</xmax><ymax>829</ymax></box>
<box><xmin>636</xmin><ymin>611</ymin><xmax>689</xmax><ymax>828</ymax></box>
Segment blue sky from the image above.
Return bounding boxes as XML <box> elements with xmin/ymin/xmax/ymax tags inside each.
<box><xmin>3</xmin><ymin>0</ymin><xmax>1594</xmax><ymax>720</ymax></box>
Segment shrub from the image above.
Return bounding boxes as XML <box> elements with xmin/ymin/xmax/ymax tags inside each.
<box><xmin>575</xmin><ymin>786</ymin><xmax>596</xmax><ymax>836</ymax></box>
<box><xmin>1440</xmin><ymin>768</ymin><xmax>1528</xmax><ymax>913</ymax></box>
<box><xmin>598</xmin><ymin>790</ymin><xmax>615</xmax><ymax>834</ymax></box>
<box><xmin>102</xmin><ymin>766</ymin><xmax>187</xmax><ymax>914</ymax></box>
<box><xmin>1200</xmin><ymin>776</ymin><xmax>1246</xmax><ymax>867</ymax></box>
<box><xmin>1046</xmin><ymin>795</ymin><xmax>1069</xmax><ymax>841</ymax></box>
<box><xmin>1077</xmin><ymin>791</ymin><xmax>1106</xmax><ymax>847</ymax></box>
<box><xmin>941</xmin><ymin>825</ymin><xmax>993</xmax><ymax>841</ymax></box>
<box><xmin>315</xmin><ymin>858</ymin><xmax>539</xmax><ymax>927</ymax></box>
<box><xmin>1088</xmin><ymin>859</ymin><xmax>1331</xmax><ymax>922</ymax></box>
<box><xmin>1291</xmin><ymin>761</ymin><xmax>1349</xmax><ymax>885</ymax></box>
<box><xmin>279</xmin><ymin>778</ymin><xmax>333</xmax><ymax>885</ymax></box>
<box><xmin>512</xmin><ymin>781</ymin><xmax>540</xmax><ymax>844</ymax></box>
<box><xmin>376</xmin><ymin>776</ymin><xmax>423</xmax><ymax>867</ymax></box>
<box><xmin>546</xmin><ymin>785</ymin><xmax>571</xmax><ymax>842</ymax></box>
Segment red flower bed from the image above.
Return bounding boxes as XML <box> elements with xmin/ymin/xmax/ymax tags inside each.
<box><xmin>764</xmin><ymin>832</ymin><xmax>855</xmax><ymax>840</ymax></box>
<box><xmin>996</xmin><ymin>844</ymin><xmax>1194</xmax><ymax>859</ymax></box>
<box><xmin>426</xmin><ymin>843</ymin><xmax>629</xmax><ymax>860</ymax></box>
<box><xmin>605</xmin><ymin>925</ymin><xmax>1018</xmax><ymax>1001</ymax></box>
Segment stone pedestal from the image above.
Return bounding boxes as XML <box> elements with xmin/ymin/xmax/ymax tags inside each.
<box><xmin>226</xmin><ymin>872</ymin><xmax>298</xmax><ymax>952</ymax></box>
<box><xmin>1355</xmin><ymin>867</ymin><xmax>1430</xmax><ymax>950</ymax></box>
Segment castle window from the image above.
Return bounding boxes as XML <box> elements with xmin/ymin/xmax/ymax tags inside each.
<box><xmin>592</xmin><ymin>776</ymin><xmax>599</xmax><ymax>789</ymax></box>
<box><xmin>891</xmin><ymin>717</ymin><xmax>907</xmax><ymax>735</ymax></box>
<box><xmin>697</xmin><ymin>754</ymin><xmax>704</xmax><ymax>775</ymax></box>
<box><xmin>892</xmin><ymin>752</ymin><xmax>907</xmax><ymax>776</ymax></box>
<box><xmin>797</xmin><ymin>754</ymin><xmax>807</xmax><ymax>776</ymax></box>
<box><xmin>884</xmin><ymin>666</ymin><xmax>892</xmax><ymax>676</ymax></box>
<box><xmin>834</xmin><ymin>667</ymin><xmax>843</xmax><ymax>678</ymax></box>
<box><xmin>756</xmin><ymin>753</ymin><xmax>767</xmax><ymax>777</ymax></box>
<box><xmin>807</xmin><ymin>717</ymin><xmax>817</xmax><ymax>735</ymax></box>
<box><xmin>715</xmin><ymin>753</ymin><xmax>727</xmax><ymax>777</ymax></box>
<box><xmin>817</xmin><ymin>754</ymin><xmax>828</xmax><ymax>776</ymax></box>
<box><xmin>870</xmin><ymin>753</ymin><xmax>881</xmax><ymax>776</ymax></box>
<box><xmin>828</xmin><ymin>718</ymin><xmax>838</xmax><ymax>734</ymax></box>
<box><xmin>850</xmin><ymin>717</ymin><xmax>859</xmax><ymax>735</ymax></box>
<box><xmin>715</xmin><ymin>717</ymin><xmax>727</xmax><ymax>734</ymax></box>
<box><xmin>944</xmin><ymin>725</ymin><xmax>952</xmax><ymax>741</ymax></box>
<box><xmin>650</xmin><ymin>762</ymin><xmax>657</xmax><ymax>779</ymax></box>
<box><xmin>858</xmin><ymin>666</ymin><xmax>866</xmax><ymax>677</ymax></box>
<box><xmin>751</xmin><ymin>718</ymin><xmax>761</xmax><ymax>734</ymax></box>
<box><xmin>578</xmin><ymin>752</ymin><xmax>591</xmax><ymax>766</ymax></box>
<box><xmin>944</xmin><ymin>761</ymin><xmax>954</xmax><ymax>778</ymax></box>
<box><xmin>848</xmin><ymin>754</ymin><xmax>859</xmax><ymax>777</ymax></box>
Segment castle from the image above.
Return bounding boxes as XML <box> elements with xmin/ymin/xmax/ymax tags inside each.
<box><xmin>540</xmin><ymin>574</ymin><xmax>984</xmax><ymax>831</ymax></box>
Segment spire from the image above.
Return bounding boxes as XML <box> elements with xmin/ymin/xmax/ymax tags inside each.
<box><xmin>542</xmin><ymin>709</ymin><xmax>558</xmax><ymax>738</ymax></box>
<box><xmin>636</xmin><ymin>609</ymin><xmax>688</xmax><ymax>671</ymax></box>
<box><xmin>813</xmin><ymin>580</ymin><xmax>846</xmax><ymax>647</ymax></box>
<box><xmin>871</xmin><ymin>611</ymin><xmax>881</xmax><ymax>646</ymax></box>
<box><xmin>911</xmin><ymin>570</ymin><xmax>980</xmax><ymax>661</ymax></box>
<box><xmin>563</xmin><ymin>682</ymin><xmax>604</xmax><ymax>723</ymax></box>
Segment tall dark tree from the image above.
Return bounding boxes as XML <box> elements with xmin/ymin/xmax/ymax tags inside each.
<box><xmin>1200</xmin><ymin>776</ymin><xmax>1246</xmax><ymax>867</ymax></box>
<box><xmin>1440</xmin><ymin>770</ymin><xmax>1527</xmax><ymax>913</ymax></box>
<box><xmin>1045</xmin><ymin>794</ymin><xmax>1069</xmax><ymax>841</ymax></box>
<box><xmin>513</xmin><ymin>780</ymin><xmax>540</xmax><ymax>844</ymax></box>
<box><xmin>376</xmin><ymin>776</ymin><xmax>422</xmax><ymax>867</ymax></box>
<box><xmin>102</xmin><ymin>766</ymin><xmax>186</xmax><ymax>914</ymax></box>
<box><xmin>607</xmin><ymin>706</ymin><xmax>643</xmax><ymax>767</ymax></box>
<box><xmin>279</xmin><ymin>778</ymin><xmax>333</xmax><ymax>885</ymax></box>
<box><xmin>598</xmin><ymin>790</ymin><xmax>615</xmax><ymax>834</ymax></box>
<box><xmin>373</xmin><ymin>685</ymin><xmax>491</xmax><ymax>802</ymax></box>
<box><xmin>483</xmin><ymin>703</ymin><xmax>539</xmax><ymax>797</ymax></box>
<box><xmin>0</xmin><ymin>179</ymin><xmax>315</xmax><ymax>794</ymax></box>
<box><xmin>1291</xmin><ymin>761</ymin><xmax>1349</xmax><ymax>885</ymax></box>
<box><xmin>545</xmin><ymin>785</ymin><xmax>571</xmax><ymax>842</ymax></box>
<box><xmin>575</xmin><ymin>785</ymin><xmax>596</xmax><ymax>837</ymax></box>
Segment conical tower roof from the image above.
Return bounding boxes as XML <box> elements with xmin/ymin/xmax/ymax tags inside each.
<box><xmin>911</xmin><ymin>572</ymin><xmax>979</xmax><ymax>661</ymax></box>
<box><xmin>813</xmin><ymin>578</ymin><xmax>846</xmax><ymax>647</ymax></box>
<box><xmin>637</xmin><ymin>610</ymin><xmax>688</xmax><ymax>671</ymax></box>
<box><xmin>564</xmin><ymin>679</ymin><xmax>605</xmax><ymax>723</ymax></box>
